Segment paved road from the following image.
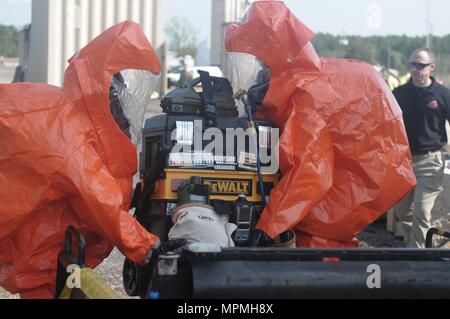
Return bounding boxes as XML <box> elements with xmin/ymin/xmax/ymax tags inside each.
<box><xmin>0</xmin><ymin>66</ymin><xmax>15</xmax><ymax>83</ymax></box>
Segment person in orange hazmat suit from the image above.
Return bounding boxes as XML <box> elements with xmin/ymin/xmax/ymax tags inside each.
<box><xmin>0</xmin><ymin>21</ymin><xmax>185</xmax><ymax>299</ymax></box>
<box><xmin>225</xmin><ymin>1</ymin><xmax>416</xmax><ymax>247</ymax></box>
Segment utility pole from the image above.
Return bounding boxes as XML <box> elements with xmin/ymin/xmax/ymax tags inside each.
<box><xmin>387</xmin><ymin>42</ymin><xmax>391</xmax><ymax>70</ymax></box>
<box><xmin>426</xmin><ymin>0</ymin><xmax>432</xmax><ymax>48</ymax></box>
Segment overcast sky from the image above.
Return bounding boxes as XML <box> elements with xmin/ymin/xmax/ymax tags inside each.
<box><xmin>1</xmin><ymin>0</ymin><xmax>449</xmax><ymax>41</ymax></box>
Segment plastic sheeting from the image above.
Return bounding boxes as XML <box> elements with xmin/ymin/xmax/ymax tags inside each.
<box><xmin>109</xmin><ymin>70</ymin><xmax>159</xmax><ymax>144</ymax></box>
<box><xmin>0</xmin><ymin>21</ymin><xmax>161</xmax><ymax>298</ymax></box>
<box><xmin>225</xmin><ymin>1</ymin><xmax>416</xmax><ymax>247</ymax></box>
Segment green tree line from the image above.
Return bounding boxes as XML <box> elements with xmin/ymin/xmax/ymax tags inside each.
<box><xmin>165</xmin><ymin>17</ymin><xmax>198</xmax><ymax>58</ymax></box>
<box><xmin>0</xmin><ymin>25</ymin><xmax>19</xmax><ymax>57</ymax></box>
<box><xmin>2</xmin><ymin>22</ymin><xmax>449</xmax><ymax>81</ymax></box>
<box><xmin>312</xmin><ymin>33</ymin><xmax>450</xmax><ymax>82</ymax></box>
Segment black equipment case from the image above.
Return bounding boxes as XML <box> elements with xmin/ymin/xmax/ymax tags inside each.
<box><xmin>160</xmin><ymin>70</ymin><xmax>239</xmax><ymax>118</ymax></box>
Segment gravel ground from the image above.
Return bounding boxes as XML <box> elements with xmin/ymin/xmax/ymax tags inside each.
<box><xmin>357</xmin><ymin>217</ymin><xmax>405</xmax><ymax>248</ymax></box>
<box><xmin>94</xmin><ymin>248</ymin><xmax>136</xmax><ymax>299</ymax></box>
<box><xmin>0</xmin><ymin>65</ymin><xmax>15</xmax><ymax>83</ymax></box>
<box><xmin>0</xmin><ymin>288</ymin><xmax>19</xmax><ymax>299</ymax></box>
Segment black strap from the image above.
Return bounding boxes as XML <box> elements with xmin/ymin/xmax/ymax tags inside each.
<box><xmin>136</xmin><ymin>143</ymin><xmax>166</xmax><ymax>219</ymax></box>
<box><xmin>55</xmin><ymin>226</ymin><xmax>86</xmax><ymax>298</ymax></box>
<box><xmin>198</xmin><ymin>70</ymin><xmax>217</xmax><ymax>121</ymax></box>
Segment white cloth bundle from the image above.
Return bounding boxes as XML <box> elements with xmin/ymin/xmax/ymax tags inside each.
<box><xmin>168</xmin><ymin>204</ymin><xmax>237</xmax><ymax>247</ymax></box>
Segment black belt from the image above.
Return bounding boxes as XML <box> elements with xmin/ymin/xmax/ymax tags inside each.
<box><xmin>411</xmin><ymin>148</ymin><xmax>443</xmax><ymax>156</ymax></box>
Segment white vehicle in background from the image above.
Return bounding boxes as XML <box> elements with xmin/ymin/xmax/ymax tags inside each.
<box><xmin>167</xmin><ymin>65</ymin><xmax>183</xmax><ymax>87</ymax></box>
<box><xmin>167</xmin><ymin>65</ymin><xmax>224</xmax><ymax>88</ymax></box>
<box><xmin>192</xmin><ymin>66</ymin><xmax>223</xmax><ymax>78</ymax></box>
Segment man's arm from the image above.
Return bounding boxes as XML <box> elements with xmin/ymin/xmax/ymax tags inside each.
<box><xmin>446</xmin><ymin>89</ymin><xmax>450</xmax><ymax>124</ymax></box>
<box><xmin>392</xmin><ymin>87</ymin><xmax>402</xmax><ymax>108</ymax></box>
<box><xmin>256</xmin><ymin>107</ymin><xmax>334</xmax><ymax>239</ymax></box>
<box><xmin>67</xmin><ymin>143</ymin><xmax>159</xmax><ymax>264</ymax></box>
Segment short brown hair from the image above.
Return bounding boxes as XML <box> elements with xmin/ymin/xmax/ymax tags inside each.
<box><xmin>409</xmin><ymin>48</ymin><xmax>436</xmax><ymax>63</ymax></box>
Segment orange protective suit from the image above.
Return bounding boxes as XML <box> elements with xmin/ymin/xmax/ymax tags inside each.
<box><xmin>225</xmin><ymin>1</ymin><xmax>416</xmax><ymax>247</ymax></box>
<box><xmin>0</xmin><ymin>22</ymin><xmax>160</xmax><ymax>298</ymax></box>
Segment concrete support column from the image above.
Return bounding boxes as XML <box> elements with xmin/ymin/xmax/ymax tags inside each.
<box><xmin>129</xmin><ymin>0</ymin><xmax>141</xmax><ymax>23</ymax></box>
<box><xmin>78</xmin><ymin>0</ymin><xmax>90</xmax><ymax>48</ymax></box>
<box><xmin>90</xmin><ymin>0</ymin><xmax>103</xmax><ymax>39</ymax></box>
<box><xmin>141</xmin><ymin>0</ymin><xmax>153</xmax><ymax>43</ymax></box>
<box><xmin>103</xmin><ymin>0</ymin><xmax>116</xmax><ymax>30</ymax></box>
<box><xmin>63</xmin><ymin>0</ymin><xmax>77</xmax><ymax>72</ymax></box>
<box><xmin>115</xmin><ymin>0</ymin><xmax>128</xmax><ymax>23</ymax></box>
<box><xmin>48</xmin><ymin>0</ymin><xmax>63</xmax><ymax>86</ymax></box>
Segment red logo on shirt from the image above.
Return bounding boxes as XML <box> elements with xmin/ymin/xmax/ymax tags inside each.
<box><xmin>426</xmin><ymin>100</ymin><xmax>439</xmax><ymax>109</ymax></box>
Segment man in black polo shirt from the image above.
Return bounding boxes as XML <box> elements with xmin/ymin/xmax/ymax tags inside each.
<box><xmin>393</xmin><ymin>48</ymin><xmax>450</xmax><ymax>248</ymax></box>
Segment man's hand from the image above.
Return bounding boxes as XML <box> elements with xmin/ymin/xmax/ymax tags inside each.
<box><xmin>155</xmin><ymin>239</ymin><xmax>187</xmax><ymax>256</ymax></box>
<box><xmin>144</xmin><ymin>239</ymin><xmax>187</xmax><ymax>263</ymax></box>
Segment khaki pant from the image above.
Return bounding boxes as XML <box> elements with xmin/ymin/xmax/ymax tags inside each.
<box><xmin>394</xmin><ymin>150</ymin><xmax>446</xmax><ymax>248</ymax></box>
